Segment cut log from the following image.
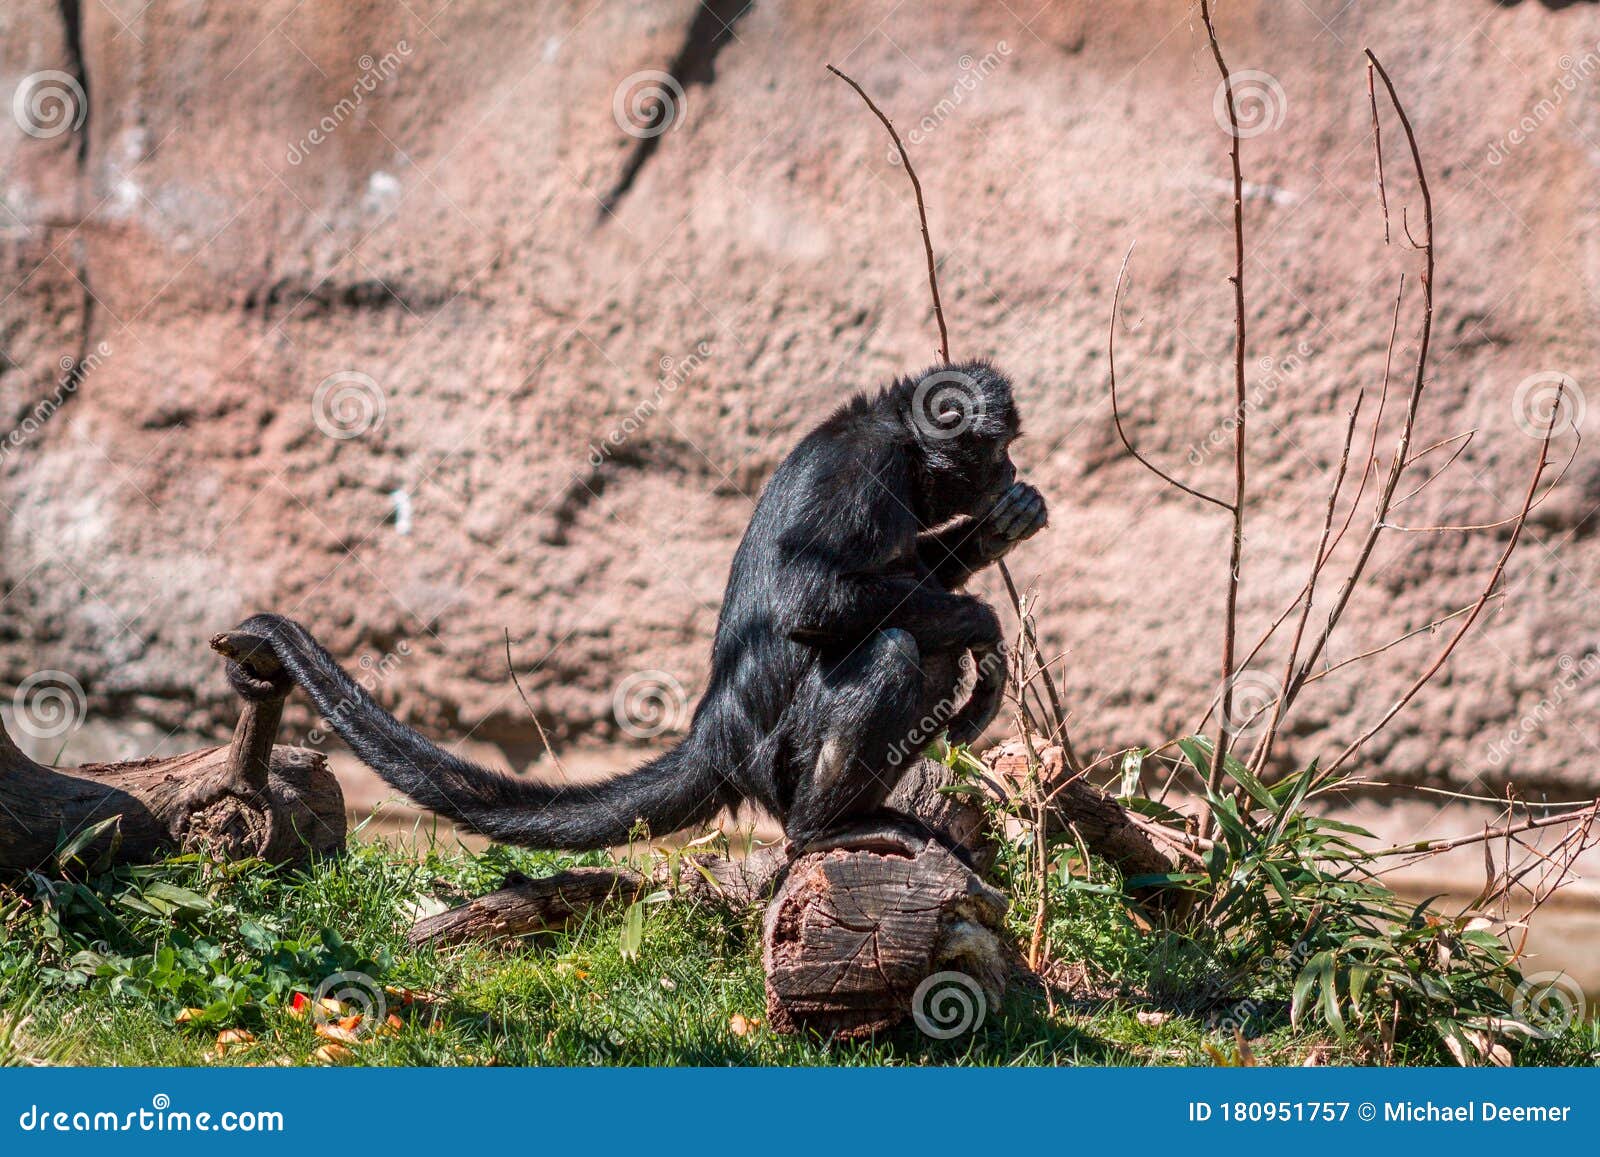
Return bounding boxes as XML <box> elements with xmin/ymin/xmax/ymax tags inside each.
<box><xmin>763</xmin><ymin>824</ymin><xmax>1010</xmax><ymax>1039</ymax></box>
<box><xmin>0</xmin><ymin>628</ymin><xmax>344</xmax><ymax>871</ymax></box>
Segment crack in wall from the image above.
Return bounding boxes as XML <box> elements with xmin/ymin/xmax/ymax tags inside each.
<box><xmin>598</xmin><ymin>0</ymin><xmax>752</xmax><ymax>218</ymax></box>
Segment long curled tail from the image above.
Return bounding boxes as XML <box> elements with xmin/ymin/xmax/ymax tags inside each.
<box><xmin>230</xmin><ymin>613</ymin><xmax>728</xmax><ymax>850</ymax></box>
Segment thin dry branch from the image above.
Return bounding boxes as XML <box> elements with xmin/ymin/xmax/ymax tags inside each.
<box><xmin>1384</xmin><ymin>432</ymin><xmax>1580</xmax><ymax>531</ymax></box>
<box><xmin>1325</xmin><ymin>386</ymin><xmax>1563</xmax><ymax>776</ymax></box>
<box><xmin>999</xmin><ymin>569</ymin><xmax>1085</xmax><ymax>776</ymax></box>
<box><xmin>1370</xmin><ymin>802</ymin><xmax>1599</xmax><ymax>864</ymax></box>
<box><xmin>1299</xmin><ymin>593</ymin><xmax>1503</xmax><ymax>688</ymax></box>
<box><xmin>1367</xmin><ymin>60</ymin><xmax>1390</xmax><ymax>244</ymax></box>
<box><xmin>1392</xmin><ymin>429</ymin><xmax>1475</xmax><ymax>508</ymax></box>
<box><xmin>1249</xmin><ymin>387</ymin><xmax>1366</xmax><ymax>773</ymax></box>
<box><xmin>826</xmin><ymin>64</ymin><xmax>949</xmax><ymax>365</ymax></box>
<box><xmin>1201</xmin><ymin>0</ymin><xmax>1251</xmax><ymax>829</ymax></box>
<box><xmin>1108</xmin><ymin>245</ymin><xmax>1232</xmax><ymax>511</ymax></box>
<box><xmin>504</xmin><ymin>629</ymin><xmax>570</xmax><ymax>782</ymax></box>
<box><xmin>1282</xmin><ymin>54</ymin><xmax>1434</xmax><ymax>712</ymax></box>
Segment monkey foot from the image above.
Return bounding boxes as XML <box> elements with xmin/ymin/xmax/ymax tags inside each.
<box><xmin>791</xmin><ymin>816</ymin><xmax>929</xmax><ymax>860</ymax></box>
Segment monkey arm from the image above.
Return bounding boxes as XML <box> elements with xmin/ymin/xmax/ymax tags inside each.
<box><xmin>788</xmin><ymin>570</ymin><xmax>1002</xmax><ymax>655</ymax></box>
<box><xmin>918</xmin><ymin>482</ymin><xmax>1048</xmax><ymax>588</ymax></box>
<box><xmin>916</xmin><ymin>517</ymin><xmax>1006</xmax><ymax>590</ymax></box>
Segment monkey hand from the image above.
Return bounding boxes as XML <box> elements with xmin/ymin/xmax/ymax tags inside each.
<box><xmin>986</xmin><ymin>481</ymin><xmax>1048</xmax><ymax>546</ymax></box>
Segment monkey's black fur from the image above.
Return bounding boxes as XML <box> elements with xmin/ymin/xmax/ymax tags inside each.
<box><xmin>234</xmin><ymin>361</ymin><xmax>1047</xmax><ymax>849</ymax></box>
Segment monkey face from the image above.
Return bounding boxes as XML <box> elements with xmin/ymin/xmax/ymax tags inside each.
<box><xmin>902</xmin><ymin>361</ymin><xmax>1023</xmax><ymax>525</ymax></box>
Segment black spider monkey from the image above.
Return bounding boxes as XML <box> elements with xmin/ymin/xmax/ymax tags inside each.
<box><xmin>231</xmin><ymin>361</ymin><xmax>1047</xmax><ymax>850</ymax></box>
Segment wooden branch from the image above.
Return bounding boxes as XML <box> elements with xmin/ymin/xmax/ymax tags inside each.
<box><xmin>408</xmin><ymin>848</ymin><xmax>788</xmax><ymax>948</ymax></box>
<box><xmin>1324</xmin><ymin>386</ymin><xmax>1561</xmax><ymax>776</ymax></box>
<box><xmin>1201</xmin><ymin>0</ymin><xmax>1251</xmax><ymax>825</ymax></box>
<box><xmin>1108</xmin><ymin>244</ymin><xmax>1233</xmax><ymax>511</ymax></box>
<box><xmin>826</xmin><ymin>63</ymin><xmax>949</xmax><ymax>364</ymax></box>
<box><xmin>0</xmin><ymin>628</ymin><xmax>343</xmax><ymax>871</ymax></box>
<box><xmin>1370</xmin><ymin>803</ymin><xmax>1600</xmax><ymax>863</ymax></box>
<box><xmin>1283</xmin><ymin>55</ymin><xmax>1434</xmax><ymax>708</ymax></box>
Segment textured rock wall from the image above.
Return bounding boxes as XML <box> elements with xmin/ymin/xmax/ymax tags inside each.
<box><xmin>3</xmin><ymin>0</ymin><xmax>1598</xmax><ymax>789</ymax></box>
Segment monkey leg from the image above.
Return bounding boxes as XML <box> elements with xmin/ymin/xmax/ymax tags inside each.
<box><xmin>945</xmin><ymin>642</ymin><xmax>1008</xmax><ymax>747</ymax></box>
<box><xmin>786</xmin><ymin>628</ymin><xmax>928</xmax><ymax>849</ymax></box>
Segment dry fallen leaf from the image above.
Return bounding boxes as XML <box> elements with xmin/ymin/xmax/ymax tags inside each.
<box><xmin>376</xmin><ymin>1014</ymin><xmax>404</xmax><ymax>1038</ymax></box>
<box><xmin>728</xmin><ymin>1014</ymin><xmax>760</xmax><ymax>1037</ymax></box>
<box><xmin>384</xmin><ymin>985</ymin><xmax>445</xmax><ymax>1007</ymax></box>
<box><xmin>336</xmin><ymin>1013</ymin><xmax>363</xmax><ymax>1032</ymax></box>
<box><xmin>313</xmin><ymin>1043</ymin><xmax>354</xmax><ymax>1065</ymax></box>
<box><xmin>214</xmin><ymin>1028</ymin><xmax>256</xmax><ymax>1058</ymax></box>
<box><xmin>174</xmin><ymin>1008</ymin><xmax>207</xmax><ymax>1025</ymax></box>
<box><xmin>1443</xmin><ymin>1029</ymin><xmax>1512</xmax><ymax>1067</ymax></box>
<box><xmin>314</xmin><ymin>1022</ymin><xmax>362</xmax><ymax>1046</ymax></box>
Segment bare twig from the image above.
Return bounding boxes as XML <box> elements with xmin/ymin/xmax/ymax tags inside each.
<box><xmin>1384</xmin><ymin>432</ymin><xmax>1580</xmax><ymax>531</ymax></box>
<box><xmin>1249</xmin><ymin>388</ymin><xmax>1366</xmax><ymax>774</ymax></box>
<box><xmin>1299</xmin><ymin>594</ymin><xmax>1504</xmax><ymax>687</ymax></box>
<box><xmin>1367</xmin><ymin>59</ymin><xmax>1390</xmax><ymax>244</ymax></box>
<box><xmin>998</xmin><ymin>567</ymin><xmax>1085</xmax><ymax>776</ymax></box>
<box><xmin>1370</xmin><ymin>802</ymin><xmax>1600</xmax><ymax>863</ymax></box>
<box><xmin>1200</xmin><ymin>0</ymin><xmax>1250</xmax><ymax>834</ymax></box>
<box><xmin>1283</xmin><ymin>54</ymin><xmax>1433</xmax><ymax>711</ymax></box>
<box><xmin>1325</xmin><ymin>386</ymin><xmax>1563</xmax><ymax>776</ymax></box>
<box><xmin>1108</xmin><ymin>245</ymin><xmax>1233</xmax><ymax>511</ymax></box>
<box><xmin>826</xmin><ymin>64</ymin><xmax>949</xmax><ymax>365</ymax></box>
<box><xmin>1392</xmin><ymin>429</ymin><xmax>1475</xmax><ymax>507</ymax></box>
<box><xmin>504</xmin><ymin>629</ymin><xmax>569</xmax><ymax>782</ymax></box>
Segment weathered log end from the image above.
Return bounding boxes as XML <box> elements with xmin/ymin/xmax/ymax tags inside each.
<box><xmin>763</xmin><ymin>825</ymin><xmax>1010</xmax><ymax>1039</ymax></box>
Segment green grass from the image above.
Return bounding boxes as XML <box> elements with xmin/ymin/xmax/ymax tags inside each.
<box><xmin>1</xmin><ymin>836</ymin><xmax>1594</xmax><ymax>1067</ymax></box>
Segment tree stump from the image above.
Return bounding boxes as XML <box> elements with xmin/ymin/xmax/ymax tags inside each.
<box><xmin>0</xmin><ymin>628</ymin><xmax>344</xmax><ymax>871</ymax></box>
<box><xmin>762</xmin><ymin>824</ymin><xmax>1010</xmax><ymax>1039</ymax></box>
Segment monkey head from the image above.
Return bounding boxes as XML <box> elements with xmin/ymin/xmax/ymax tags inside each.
<box><xmin>898</xmin><ymin>360</ymin><xmax>1023</xmax><ymax>526</ymax></box>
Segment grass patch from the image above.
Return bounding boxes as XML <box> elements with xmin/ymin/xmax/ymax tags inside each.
<box><xmin>0</xmin><ymin>834</ymin><xmax>1594</xmax><ymax>1067</ymax></box>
